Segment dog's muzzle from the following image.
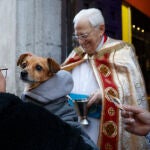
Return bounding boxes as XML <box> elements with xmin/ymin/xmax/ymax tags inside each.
<box><xmin>20</xmin><ymin>70</ymin><xmax>28</xmax><ymax>81</ymax></box>
<box><xmin>20</xmin><ymin>70</ymin><xmax>36</xmax><ymax>83</ymax></box>
<box><xmin>21</xmin><ymin>70</ymin><xmax>28</xmax><ymax>77</ymax></box>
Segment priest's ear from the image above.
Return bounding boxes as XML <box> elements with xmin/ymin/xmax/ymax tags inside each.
<box><xmin>99</xmin><ymin>25</ymin><xmax>105</xmax><ymax>36</ymax></box>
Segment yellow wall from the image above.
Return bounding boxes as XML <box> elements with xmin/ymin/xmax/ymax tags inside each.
<box><xmin>122</xmin><ymin>4</ymin><xmax>132</xmax><ymax>43</ymax></box>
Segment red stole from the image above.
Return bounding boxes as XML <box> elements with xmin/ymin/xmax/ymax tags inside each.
<box><xmin>94</xmin><ymin>53</ymin><xmax>119</xmax><ymax>150</ymax></box>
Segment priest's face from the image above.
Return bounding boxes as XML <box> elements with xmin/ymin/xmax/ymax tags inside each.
<box><xmin>74</xmin><ymin>18</ymin><xmax>104</xmax><ymax>55</ymax></box>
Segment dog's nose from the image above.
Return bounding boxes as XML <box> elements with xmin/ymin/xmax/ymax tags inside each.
<box><xmin>21</xmin><ymin>70</ymin><xmax>28</xmax><ymax>78</ymax></box>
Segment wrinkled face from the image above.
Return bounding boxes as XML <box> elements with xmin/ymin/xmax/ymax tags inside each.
<box><xmin>74</xmin><ymin>18</ymin><xmax>104</xmax><ymax>55</ymax></box>
<box><xmin>17</xmin><ymin>54</ymin><xmax>60</xmax><ymax>84</ymax></box>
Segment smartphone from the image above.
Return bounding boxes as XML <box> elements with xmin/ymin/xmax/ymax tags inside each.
<box><xmin>0</xmin><ymin>68</ymin><xmax>8</xmax><ymax>70</ymax></box>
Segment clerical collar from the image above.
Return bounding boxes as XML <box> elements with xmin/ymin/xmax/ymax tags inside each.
<box><xmin>96</xmin><ymin>35</ymin><xmax>104</xmax><ymax>52</ymax></box>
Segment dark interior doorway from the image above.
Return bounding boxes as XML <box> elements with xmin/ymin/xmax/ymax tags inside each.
<box><xmin>131</xmin><ymin>7</ymin><xmax>150</xmax><ymax>95</ymax></box>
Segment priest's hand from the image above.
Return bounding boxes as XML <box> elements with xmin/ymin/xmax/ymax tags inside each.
<box><xmin>87</xmin><ymin>89</ymin><xmax>102</xmax><ymax>108</ymax></box>
<box><xmin>0</xmin><ymin>70</ymin><xmax>6</xmax><ymax>92</ymax></box>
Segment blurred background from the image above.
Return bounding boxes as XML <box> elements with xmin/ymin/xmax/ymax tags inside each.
<box><xmin>0</xmin><ymin>0</ymin><xmax>149</xmax><ymax>105</ymax></box>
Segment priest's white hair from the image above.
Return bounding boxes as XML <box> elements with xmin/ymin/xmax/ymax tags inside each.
<box><xmin>73</xmin><ymin>8</ymin><xmax>105</xmax><ymax>27</ymax></box>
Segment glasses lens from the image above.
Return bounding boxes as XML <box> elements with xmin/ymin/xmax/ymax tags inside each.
<box><xmin>72</xmin><ymin>35</ymin><xmax>78</xmax><ymax>40</ymax></box>
<box><xmin>72</xmin><ymin>36</ymin><xmax>79</xmax><ymax>47</ymax></box>
<box><xmin>79</xmin><ymin>34</ymin><xmax>88</xmax><ymax>40</ymax></box>
<box><xmin>72</xmin><ymin>33</ymin><xmax>89</xmax><ymax>40</ymax></box>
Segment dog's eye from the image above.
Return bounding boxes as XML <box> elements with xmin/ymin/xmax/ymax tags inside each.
<box><xmin>21</xmin><ymin>63</ymin><xmax>27</xmax><ymax>69</ymax></box>
<box><xmin>36</xmin><ymin>65</ymin><xmax>43</xmax><ymax>71</ymax></box>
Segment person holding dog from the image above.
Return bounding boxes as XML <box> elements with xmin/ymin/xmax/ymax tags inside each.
<box><xmin>61</xmin><ymin>8</ymin><xmax>148</xmax><ymax>150</ymax></box>
<box><xmin>121</xmin><ymin>105</ymin><xmax>150</xmax><ymax>147</ymax></box>
<box><xmin>0</xmin><ymin>70</ymin><xmax>99</xmax><ymax>150</ymax></box>
<box><xmin>17</xmin><ymin>53</ymin><xmax>98</xmax><ymax>150</ymax></box>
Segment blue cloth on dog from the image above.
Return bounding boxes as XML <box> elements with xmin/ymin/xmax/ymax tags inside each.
<box><xmin>68</xmin><ymin>93</ymin><xmax>101</xmax><ymax>119</ymax></box>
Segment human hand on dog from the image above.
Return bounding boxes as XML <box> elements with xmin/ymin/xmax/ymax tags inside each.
<box><xmin>87</xmin><ymin>89</ymin><xmax>102</xmax><ymax>108</ymax></box>
<box><xmin>0</xmin><ymin>70</ymin><xmax>6</xmax><ymax>92</ymax></box>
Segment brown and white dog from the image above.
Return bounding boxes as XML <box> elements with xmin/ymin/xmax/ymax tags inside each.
<box><xmin>16</xmin><ymin>53</ymin><xmax>98</xmax><ymax>149</ymax></box>
<box><xmin>17</xmin><ymin>52</ymin><xmax>76</xmax><ymax>124</ymax></box>
<box><xmin>17</xmin><ymin>53</ymin><xmax>60</xmax><ymax>91</ymax></box>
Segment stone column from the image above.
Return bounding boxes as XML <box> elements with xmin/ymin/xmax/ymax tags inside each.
<box><xmin>0</xmin><ymin>0</ymin><xmax>62</xmax><ymax>96</ymax></box>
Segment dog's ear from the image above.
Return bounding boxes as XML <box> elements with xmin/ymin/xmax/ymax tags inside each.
<box><xmin>17</xmin><ymin>53</ymin><xmax>33</xmax><ymax>66</ymax></box>
<box><xmin>47</xmin><ymin>58</ymin><xmax>60</xmax><ymax>73</ymax></box>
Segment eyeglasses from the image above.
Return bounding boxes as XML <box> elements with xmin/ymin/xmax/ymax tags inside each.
<box><xmin>72</xmin><ymin>28</ymin><xmax>95</xmax><ymax>41</ymax></box>
<box><xmin>0</xmin><ymin>68</ymin><xmax>8</xmax><ymax>78</ymax></box>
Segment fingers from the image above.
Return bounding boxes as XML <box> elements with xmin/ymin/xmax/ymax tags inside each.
<box><xmin>87</xmin><ymin>90</ymin><xmax>101</xmax><ymax>108</ymax></box>
<box><xmin>122</xmin><ymin>110</ymin><xmax>135</xmax><ymax>130</ymax></box>
<box><xmin>123</xmin><ymin>118</ymin><xmax>135</xmax><ymax>124</ymax></box>
<box><xmin>121</xmin><ymin>110</ymin><xmax>133</xmax><ymax>118</ymax></box>
<box><xmin>123</xmin><ymin>105</ymin><xmax>144</xmax><ymax>114</ymax></box>
<box><xmin>123</xmin><ymin>117</ymin><xmax>136</xmax><ymax>134</ymax></box>
<box><xmin>0</xmin><ymin>70</ymin><xmax>6</xmax><ymax>92</ymax></box>
<box><xmin>124</xmin><ymin>126</ymin><xmax>136</xmax><ymax>134</ymax></box>
<box><xmin>87</xmin><ymin>94</ymin><xmax>96</xmax><ymax>108</ymax></box>
<box><xmin>0</xmin><ymin>70</ymin><xmax>5</xmax><ymax>81</ymax></box>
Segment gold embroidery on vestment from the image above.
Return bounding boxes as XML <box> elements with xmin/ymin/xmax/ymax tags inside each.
<box><xmin>98</xmin><ymin>64</ymin><xmax>111</xmax><ymax>77</ymax></box>
<box><xmin>108</xmin><ymin>107</ymin><xmax>115</xmax><ymax>116</ymax></box>
<box><xmin>105</xmin><ymin>143</ymin><xmax>113</xmax><ymax>150</ymax></box>
<box><xmin>103</xmin><ymin>121</ymin><xmax>117</xmax><ymax>138</ymax></box>
<box><xmin>105</xmin><ymin>87</ymin><xmax>118</xmax><ymax>101</ymax></box>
